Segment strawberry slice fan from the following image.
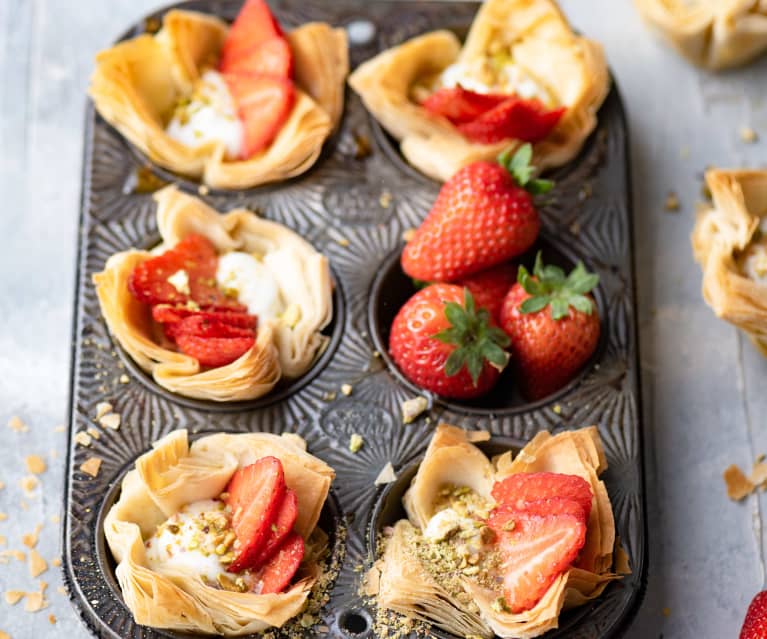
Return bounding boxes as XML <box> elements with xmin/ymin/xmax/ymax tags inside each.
<box><xmin>422</xmin><ymin>86</ymin><xmax>565</xmax><ymax>144</ymax></box>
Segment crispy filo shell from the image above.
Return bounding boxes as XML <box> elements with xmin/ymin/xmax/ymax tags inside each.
<box><xmin>692</xmin><ymin>169</ymin><xmax>767</xmax><ymax>354</ymax></box>
<box><xmin>348</xmin><ymin>0</ymin><xmax>608</xmax><ymax>182</ymax></box>
<box><xmin>635</xmin><ymin>0</ymin><xmax>767</xmax><ymax>70</ymax></box>
<box><xmin>368</xmin><ymin>424</ymin><xmax>621</xmax><ymax>639</ymax></box>
<box><xmin>90</xmin><ymin>10</ymin><xmax>348</xmax><ymax>189</ymax></box>
<box><xmin>104</xmin><ymin>429</ymin><xmax>334</xmax><ymax>635</ymax></box>
<box><xmin>93</xmin><ymin>185</ymin><xmax>333</xmax><ymax>402</ymax></box>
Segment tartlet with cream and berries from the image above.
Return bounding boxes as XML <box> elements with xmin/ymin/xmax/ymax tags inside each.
<box><xmin>366</xmin><ymin>424</ymin><xmax>624</xmax><ymax>639</ymax></box>
<box><xmin>104</xmin><ymin>428</ymin><xmax>334</xmax><ymax>635</ymax></box>
<box><xmin>348</xmin><ymin>0</ymin><xmax>608</xmax><ymax>182</ymax></box>
<box><xmin>635</xmin><ymin>0</ymin><xmax>767</xmax><ymax>70</ymax></box>
<box><xmin>692</xmin><ymin>169</ymin><xmax>767</xmax><ymax>356</ymax></box>
<box><xmin>90</xmin><ymin>0</ymin><xmax>348</xmax><ymax>189</ymax></box>
<box><xmin>93</xmin><ymin>185</ymin><xmax>332</xmax><ymax>402</ymax></box>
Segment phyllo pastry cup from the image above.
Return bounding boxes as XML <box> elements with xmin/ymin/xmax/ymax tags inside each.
<box><xmin>93</xmin><ymin>185</ymin><xmax>333</xmax><ymax>402</ymax></box>
<box><xmin>89</xmin><ymin>10</ymin><xmax>348</xmax><ymax>189</ymax></box>
<box><xmin>367</xmin><ymin>424</ymin><xmax>622</xmax><ymax>639</ymax></box>
<box><xmin>692</xmin><ymin>169</ymin><xmax>767</xmax><ymax>354</ymax></box>
<box><xmin>104</xmin><ymin>428</ymin><xmax>334</xmax><ymax>635</ymax></box>
<box><xmin>348</xmin><ymin>0</ymin><xmax>608</xmax><ymax>182</ymax></box>
<box><xmin>635</xmin><ymin>0</ymin><xmax>767</xmax><ymax>70</ymax></box>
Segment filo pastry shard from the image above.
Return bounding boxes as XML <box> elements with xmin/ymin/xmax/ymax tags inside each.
<box><xmin>93</xmin><ymin>186</ymin><xmax>332</xmax><ymax>402</ymax></box>
<box><xmin>635</xmin><ymin>0</ymin><xmax>767</xmax><ymax>70</ymax></box>
<box><xmin>366</xmin><ymin>424</ymin><xmax>624</xmax><ymax>639</ymax></box>
<box><xmin>104</xmin><ymin>429</ymin><xmax>334</xmax><ymax>635</ymax></box>
<box><xmin>349</xmin><ymin>0</ymin><xmax>608</xmax><ymax>182</ymax></box>
<box><xmin>89</xmin><ymin>9</ymin><xmax>348</xmax><ymax>189</ymax></box>
<box><xmin>692</xmin><ymin>169</ymin><xmax>767</xmax><ymax>355</ymax></box>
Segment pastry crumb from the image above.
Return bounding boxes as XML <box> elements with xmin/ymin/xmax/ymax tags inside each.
<box><xmin>198</xmin><ymin>184</ymin><xmax>210</xmax><ymax>196</ymax></box>
<box><xmin>94</xmin><ymin>402</ymin><xmax>112</xmax><ymax>420</ymax></box>
<box><xmin>29</xmin><ymin>550</ymin><xmax>47</xmax><ymax>578</ymax></box>
<box><xmin>25</xmin><ymin>455</ymin><xmax>46</xmax><ymax>475</ymax></box>
<box><xmin>0</xmin><ymin>513</ymin><xmax>6</xmax><ymax>521</ymax></box>
<box><xmin>8</xmin><ymin>416</ymin><xmax>28</xmax><ymax>433</ymax></box>
<box><xmin>50</xmin><ymin>515</ymin><xmax>60</xmax><ymax>524</ymax></box>
<box><xmin>353</xmin><ymin>131</ymin><xmax>372</xmax><ymax>159</ymax></box>
<box><xmin>53</xmin><ymin>425</ymin><xmax>65</xmax><ymax>433</ymax></box>
<box><xmin>48</xmin><ymin>614</ymin><xmax>56</xmax><ymax>625</ymax></box>
<box><xmin>99</xmin><ymin>412</ymin><xmax>121</xmax><ymax>430</ymax></box>
<box><xmin>336</xmin><ymin>237</ymin><xmax>350</xmax><ymax>247</ymax></box>
<box><xmin>74</xmin><ymin>431</ymin><xmax>92</xmax><ymax>447</ymax></box>
<box><xmin>4</xmin><ymin>591</ymin><xmax>24</xmax><ymax>605</ymax></box>
<box><xmin>51</xmin><ymin>557</ymin><xmax>61</xmax><ymax>568</ymax></box>
<box><xmin>340</xmin><ymin>383</ymin><xmax>353</xmax><ymax>396</ymax></box>
<box><xmin>374</xmin><ymin>462</ymin><xmax>397</xmax><ymax>486</ymax></box>
<box><xmin>402</xmin><ymin>228</ymin><xmax>416</xmax><ymax>243</ymax></box>
<box><xmin>740</xmin><ymin>126</ymin><xmax>758</xmax><ymax>144</ymax></box>
<box><xmin>22</xmin><ymin>524</ymin><xmax>43</xmax><ymax>549</ymax></box>
<box><xmin>724</xmin><ymin>464</ymin><xmax>754</xmax><ymax>500</ymax></box>
<box><xmin>664</xmin><ymin>191</ymin><xmax>680</xmax><ymax>212</ymax></box>
<box><xmin>401</xmin><ymin>396</ymin><xmax>428</xmax><ymax>424</ymax></box>
<box><xmin>19</xmin><ymin>476</ymin><xmax>39</xmax><ymax>495</ymax></box>
<box><xmin>56</xmin><ymin>586</ymin><xmax>67</xmax><ymax>595</ymax></box>
<box><xmin>379</xmin><ymin>191</ymin><xmax>392</xmax><ymax>208</ymax></box>
<box><xmin>119</xmin><ymin>374</ymin><xmax>130</xmax><ymax>384</ymax></box>
<box><xmin>349</xmin><ymin>433</ymin><xmax>364</xmax><ymax>453</ymax></box>
<box><xmin>24</xmin><ymin>591</ymin><xmax>47</xmax><ymax>612</ymax></box>
<box><xmin>87</xmin><ymin>427</ymin><xmax>101</xmax><ymax>440</ymax></box>
<box><xmin>80</xmin><ymin>457</ymin><xmax>103</xmax><ymax>478</ymax></box>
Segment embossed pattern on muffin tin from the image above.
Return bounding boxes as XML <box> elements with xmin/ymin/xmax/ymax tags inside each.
<box><xmin>63</xmin><ymin>1</ymin><xmax>646</xmax><ymax>638</ymax></box>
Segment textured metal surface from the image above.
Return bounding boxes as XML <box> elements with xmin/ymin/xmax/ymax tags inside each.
<box><xmin>61</xmin><ymin>1</ymin><xmax>645</xmax><ymax>638</ymax></box>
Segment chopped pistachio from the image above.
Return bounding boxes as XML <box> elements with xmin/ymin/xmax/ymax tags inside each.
<box><xmin>349</xmin><ymin>433</ymin><xmax>364</xmax><ymax>453</ymax></box>
<box><xmin>401</xmin><ymin>396</ymin><xmax>428</xmax><ymax>424</ymax></box>
<box><xmin>340</xmin><ymin>383</ymin><xmax>353</xmax><ymax>396</ymax></box>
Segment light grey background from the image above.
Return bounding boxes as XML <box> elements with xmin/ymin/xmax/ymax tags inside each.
<box><xmin>1</xmin><ymin>0</ymin><xmax>765</xmax><ymax>637</ymax></box>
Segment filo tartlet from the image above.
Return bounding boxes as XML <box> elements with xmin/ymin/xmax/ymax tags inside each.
<box><xmin>366</xmin><ymin>424</ymin><xmax>623</xmax><ymax>639</ymax></box>
<box><xmin>90</xmin><ymin>8</ymin><xmax>348</xmax><ymax>189</ymax></box>
<box><xmin>93</xmin><ymin>185</ymin><xmax>333</xmax><ymax>402</ymax></box>
<box><xmin>635</xmin><ymin>0</ymin><xmax>767</xmax><ymax>70</ymax></box>
<box><xmin>348</xmin><ymin>0</ymin><xmax>609</xmax><ymax>182</ymax></box>
<box><xmin>692</xmin><ymin>169</ymin><xmax>767</xmax><ymax>355</ymax></box>
<box><xmin>105</xmin><ymin>428</ymin><xmax>334</xmax><ymax>635</ymax></box>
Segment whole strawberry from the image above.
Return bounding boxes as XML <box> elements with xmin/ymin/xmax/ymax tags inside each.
<box><xmin>389</xmin><ymin>284</ymin><xmax>510</xmax><ymax>399</ymax></box>
<box><xmin>500</xmin><ymin>253</ymin><xmax>600</xmax><ymax>401</ymax></box>
<box><xmin>741</xmin><ymin>591</ymin><xmax>767</xmax><ymax>639</ymax></box>
<box><xmin>454</xmin><ymin>262</ymin><xmax>518</xmax><ymax>323</ymax></box>
<box><xmin>401</xmin><ymin>144</ymin><xmax>550</xmax><ymax>282</ymax></box>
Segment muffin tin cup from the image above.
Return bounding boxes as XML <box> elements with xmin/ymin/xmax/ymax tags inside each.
<box><xmin>63</xmin><ymin>1</ymin><xmax>646</xmax><ymax>638</ymax></box>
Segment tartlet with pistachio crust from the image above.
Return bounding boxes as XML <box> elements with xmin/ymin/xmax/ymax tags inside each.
<box><xmin>366</xmin><ymin>424</ymin><xmax>624</xmax><ymax>639</ymax></box>
<box><xmin>348</xmin><ymin>0</ymin><xmax>608</xmax><ymax>182</ymax></box>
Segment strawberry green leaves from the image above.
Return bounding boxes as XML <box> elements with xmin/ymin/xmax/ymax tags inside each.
<box><xmin>497</xmin><ymin>143</ymin><xmax>554</xmax><ymax>196</ymax></box>
<box><xmin>434</xmin><ymin>289</ymin><xmax>510</xmax><ymax>385</ymax></box>
<box><xmin>518</xmin><ymin>252</ymin><xmax>599</xmax><ymax>321</ymax></box>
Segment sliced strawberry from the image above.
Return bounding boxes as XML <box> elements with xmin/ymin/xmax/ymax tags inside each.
<box><xmin>458</xmin><ymin>97</ymin><xmax>565</xmax><ymax>144</ymax></box>
<box><xmin>220</xmin><ymin>0</ymin><xmax>284</xmax><ymax>69</ymax></box>
<box><xmin>220</xmin><ymin>37</ymin><xmax>292</xmax><ymax>78</ymax></box>
<box><xmin>225</xmin><ymin>73</ymin><xmax>295</xmax><ymax>158</ymax></box>
<box><xmin>172</xmin><ymin>315</ymin><xmax>255</xmax><ymax>339</ymax></box>
<box><xmin>253</xmin><ymin>531</ymin><xmax>304</xmax><ymax>594</ymax></box>
<box><xmin>152</xmin><ymin>305</ymin><xmax>254</xmax><ymax>328</ymax></box>
<box><xmin>175</xmin><ymin>334</ymin><xmax>255</xmax><ymax>367</ymax></box>
<box><xmin>511</xmin><ymin>497</ymin><xmax>586</xmax><ymax>523</ymax></box>
<box><xmin>252</xmin><ymin>489</ymin><xmax>298</xmax><ymax>568</ymax></box>
<box><xmin>491</xmin><ymin>472</ymin><xmax>593</xmax><ymax>521</ymax></box>
<box><xmin>225</xmin><ymin>458</ymin><xmax>286</xmax><ymax>573</ymax></box>
<box><xmin>422</xmin><ymin>87</ymin><xmax>508</xmax><ymax>125</ymax></box>
<box><xmin>488</xmin><ymin>507</ymin><xmax>586</xmax><ymax>613</ymax></box>
<box><xmin>454</xmin><ymin>262</ymin><xmax>518</xmax><ymax>322</ymax></box>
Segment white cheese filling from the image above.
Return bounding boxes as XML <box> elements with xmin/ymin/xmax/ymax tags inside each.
<box><xmin>740</xmin><ymin>219</ymin><xmax>767</xmax><ymax>286</ymax></box>
<box><xmin>423</xmin><ymin>507</ymin><xmax>478</xmax><ymax>542</ymax></box>
<box><xmin>216</xmin><ymin>251</ymin><xmax>285</xmax><ymax>319</ymax></box>
<box><xmin>166</xmin><ymin>70</ymin><xmax>243</xmax><ymax>159</ymax></box>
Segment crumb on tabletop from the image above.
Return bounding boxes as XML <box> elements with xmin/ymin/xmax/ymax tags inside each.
<box><xmin>740</xmin><ymin>126</ymin><xmax>758</xmax><ymax>144</ymax></box>
<box><xmin>724</xmin><ymin>464</ymin><xmax>755</xmax><ymax>501</ymax></box>
<box><xmin>8</xmin><ymin>416</ymin><xmax>28</xmax><ymax>433</ymax></box>
<box><xmin>21</xmin><ymin>524</ymin><xmax>43</xmax><ymax>548</ymax></box>
<box><xmin>29</xmin><ymin>550</ymin><xmax>47</xmax><ymax>578</ymax></box>
<box><xmin>25</xmin><ymin>455</ymin><xmax>46</xmax><ymax>475</ymax></box>
<box><xmin>664</xmin><ymin>191</ymin><xmax>680</xmax><ymax>212</ymax></box>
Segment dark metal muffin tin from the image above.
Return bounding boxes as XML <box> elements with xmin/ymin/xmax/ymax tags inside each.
<box><xmin>63</xmin><ymin>1</ymin><xmax>647</xmax><ymax>637</ymax></box>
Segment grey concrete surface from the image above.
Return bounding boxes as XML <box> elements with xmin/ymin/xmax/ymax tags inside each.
<box><xmin>0</xmin><ymin>0</ymin><xmax>765</xmax><ymax>637</ymax></box>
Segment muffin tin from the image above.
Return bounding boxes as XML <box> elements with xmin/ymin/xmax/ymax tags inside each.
<box><xmin>63</xmin><ymin>1</ymin><xmax>647</xmax><ymax>637</ymax></box>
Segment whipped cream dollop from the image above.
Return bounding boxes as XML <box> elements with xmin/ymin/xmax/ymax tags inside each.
<box><xmin>216</xmin><ymin>252</ymin><xmax>285</xmax><ymax>319</ymax></box>
<box><xmin>166</xmin><ymin>70</ymin><xmax>243</xmax><ymax>159</ymax></box>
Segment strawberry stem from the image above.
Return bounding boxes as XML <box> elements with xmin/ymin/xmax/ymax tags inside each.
<box><xmin>518</xmin><ymin>252</ymin><xmax>599</xmax><ymax>321</ymax></box>
<box><xmin>433</xmin><ymin>288</ymin><xmax>510</xmax><ymax>386</ymax></box>
<box><xmin>497</xmin><ymin>143</ymin><xmax>554</xmax><ymax>195</ymax></box>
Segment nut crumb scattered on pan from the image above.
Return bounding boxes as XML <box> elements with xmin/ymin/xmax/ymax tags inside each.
<box><xmin>94</xmin><ymin>402</ymin><xmax>112</xmax><ymax>420</ymax></box>
<box><xmin>349</xmin><ymin>434</ymin><xmax>364</xmax><ymax>453</ymax></box>
<box><xmin>552</xmin><ymin>404</ymin><xmax>562</xmax><ymax>415</ymax></box>
<box><xmin>401</xmin><ymin>396</ymin><xmax>428</xmax><ymax>424</ymax></box>
<box><xmin>740</xmin><ymin>126</ymin><xmax>758</xmax><ymax>143</ymax></box>
<box><xmin>340</xmin><ymin>383</ymin><xmax>353</xmax><ymax>396</ymax></box>
<box><xmin>724</xmin><ymin>464</ymin><xmax>754</xmax><ymax>500</ymax></box>
<box><xmin>29</xmin><ymin>550</ymin><xmax>47</xmax><ymax>578</ymax></box>
<box><xmin>87</xmin><ymin>427</ymin><xmax>101</xmax><ymax>440</ymax></box>
<box><xmin>374</xmin><ymin>462</ymin><xmax>397</xmax><ymax>485</ymax></box>
<box><xmin>8</xmin><ymin>416</ymin><xmax>28</xmax><ymax>433</ymax></box>
<box><xmin>336</xmin><ymin>237</ymin><xmax>350</xmax><ymax>247</ymax></box>
<box><xmin>74</xmin><ymin>431</ymin><xmax>92</xmax><ymax>447</ymax></box>
<box><xmin>664</xmin><ymin>191</ymin><xmax>680</xmax><ymax>212</ymax></box>
<box><xmin>25</xmin><ymin>455</ymin><xmax>46</xmax><ymax>475</ymax></box>
<box><xmin>99</xmin><ymin>413</ymin><xmax>121</xmax><ymax>430</ymax></box>
<box><xmin>353</xmin><ymin>131</ymin><xmax>372</xmax><ymax>159</ymax></box>
<box><xmin>119</xmin><ymin>374</ymin><xmax>130</xmax><ymax>384</ymax></box>
<box><xmin>402</xmin><ymin>228</ymin><xmax>416</xmax><ymax>243</ymax></box>
<box><xmin>198</xmin><ymin>184</ymin><xmax>210</xmax><ymax>196</ymax></box>
<box><xmin>80</xmin><ymin>457</ymin><xmax>102</xmax><ymax>478</ymax></box>
<box><xmin>379</xmin><ymin>191</ymin><xmax>392</xmax><ymax>208</ymax></box>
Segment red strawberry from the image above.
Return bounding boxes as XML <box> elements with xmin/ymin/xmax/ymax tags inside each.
<box><xmin>500</xmin><ymin>253</ymin><xmax>600</xmax><ymax>400</ymax></box>
<box><xmin>225</xmin><ymin>458</ymin><xmax>286</xmax><ymax>573</ymax></box>
<box><xmin>225</xmin><ymin>73</ymin><xmax>295</xmax><ymax>158</ymax></box>
<box><xmin>253</xmin><ymin>531</ymin><xmax>304</xmax><ymax>594</ymax></box>
<box><xmin>389</xmin><ymin>284</ymin><xmax>509</xmax><ymax>399</ymax></box>
<box><xmin>220</xmin><ymin>37</ymin><xmax>293</xmax><ymax>78</ymax></box>
<box><xmin>152</xmin><ymin>305</ymin><xmax>255</xmax><ymax>340</ymax></box>
<box><xmin>175</xmin><ymin>334</ymin><xmax>255</xmax><ymax>367</ymax></box>
<box><xmin>401</xmin><ymin>144</ymin><xmax>549</xmax><ymax>282</ymax></box>
<box><xmin>488</xmin><ymin>507</ymin><xmax>586</xmax><ymax>613</ymax></box>
<box><xmin>491</xmin><ymin>472</ymin><xmax>593</xmax><ymax>521</ymax></box>
<box><xmin>220</xmin><ymin>0</ymin><xmax>284</xmax><ymax>69</ymax></box>
<box><xmin>454</xmin><ymin>262</ymin><xmax>518</xmax><ymax>322</ymax></box>
<box><xmin>172</xmin><ymin>315</ymin><xmax>255</xmax><ymax>339</ymax></box>
<box><xmin>421</xmin><ymin>87</ymin><xmax>508</xmax><ymax>125</ymax></box>
<box><xmin>252</xmin><ymin>489</ymin><xmax>298</xmax><ymax>568</ymax></box>
<box><xmin>740</xmin><ymin>591</ymin><xmax>767</xmax><ymax>639</ymax></box>
<box><xmin>458</xmin><ymin>97</ymin><xmax>565</xmax><ymax>145</ymax></box>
